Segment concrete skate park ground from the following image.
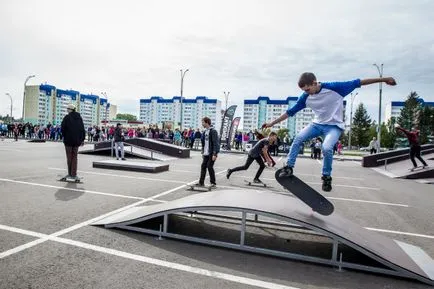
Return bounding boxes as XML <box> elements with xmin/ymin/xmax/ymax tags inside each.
<box><xmin>0</xmin><ymin>140</ymin><xmax>433</xmax><ymax>289</ymax></box>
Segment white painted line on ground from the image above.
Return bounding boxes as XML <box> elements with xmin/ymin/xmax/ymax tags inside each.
<box><xmin>307</xmin><ymin>182</ymin><xmax>380</xmax><ymax>190</ymax></box>
<box><xmin>365</xmin><ymin>227</ymin><xmax>434</xmax><ymax>239</ymax></box>
<box><xmin>0</xmin><ymin>170</ymin><xmax>227</xmax><ymax>258</ymax></box>
<box><xmin>48</xmin><ymin>167</ymin><xmax>186</xmax><ymax>184</ymax></box>
<box><xmin>326</xmin><ymin>197</ymin><xmax>409</xmax><ymax>207</ymax></box>
<box><xmin>0</xmin><ymin>148</ymin><xmax>24</xmax><ymax>152</ymax></box>
<box><xmin>0</xmin><ymin>224</ymin><xmax>299</xmax><ymax>289</ymax></box>
<box><xmin>0</xmin><ymin>238</ymin><xmax>48</xmax><ymax>259</ymax></box>
<box><xmin>231</xmin><ymin>174</ymin><xmax>363</xmax><ymax>181</ymax></box>
<box><xmin>52</xmin><ymin>236</ymin><xmax>298</xmax><ymax>289</ymax></box>
<box><xmin>316</xmin><ymin>159</ymin><xmax>321</xmax><ymax>165</ymax></box>
<box><xmin>0</xmin><ymin>178</ymin><xmax>144</xmax><ymax>200</ymax></box>
<box><xmin>278</xmin><ymin>157</ymin><xmax>283</xmax><ymax>162</ymax></box>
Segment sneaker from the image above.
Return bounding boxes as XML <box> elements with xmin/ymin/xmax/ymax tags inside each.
<box><xmin>321</xmin><ymin>175</ymin><xmax>332</xmax><ymax>192</ymax></box>
<box><xmin>278</xmin><ymin>166</ymin><xmax>293</xmax><ymax>178</ymax></box>
<box><xmin>116</xmin><ymin>158</ymin><xmax>119</xmax><ymax>160</ymax></box>
<box><xmin>226</xmin><ymin>169</ymin><xmax>232</xmax><ymax>179</ymax></box>
<box><xmin>121</xmin><ymin>158</ymin><xmax>127</xmax><ymax>161</ymax></box>
<box><xmin>194</xmin><ymin>182</ymin><xmax>205</xmax><ymax>187</ymax></box>
<box><xmin>210</xmin><ymin>183</ymin><xmax>216</xmax><ymax>188</ymax></box>
<box><xmin>253</xmin><ymin>178</ymin><xmax>262</xmax><ymax>183</ymax></box>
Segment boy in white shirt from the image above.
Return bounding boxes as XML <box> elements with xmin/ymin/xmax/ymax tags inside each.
<box><xmin>263</xmin><ymin>72</ymin><xmax>396</xmax><ymax>191</ymax></box>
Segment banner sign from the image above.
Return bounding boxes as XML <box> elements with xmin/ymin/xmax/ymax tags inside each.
<box><xmin>219</xmin><ymin>105</ymin><xmax>237</xmax><ymax>149</ymax></box>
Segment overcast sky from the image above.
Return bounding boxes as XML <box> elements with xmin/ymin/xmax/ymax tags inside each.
<box><xmin>1</xmin><ymin>0</ymin><xmax>433</xmax><ymax>127</ymax></box>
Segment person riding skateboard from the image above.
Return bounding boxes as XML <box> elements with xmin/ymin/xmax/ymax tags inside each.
<box><xmin>195</xmin><ymin>117</ymin><xmax>220</xmax><ymax>187</ymax></box>
<box><xmin>263</xmin><ymin>72</ymin><xmax>397</xmax><ymax>191</ymax></box>
<box><xmin>395</xmin><ymin>124</ymin><xmax>428</xmax><ymax>170</ymax></box>
<box><xmin>61</xmin><ymin>103</ymin><xmax>85</xmax><ymax>181</ymax></box>
<box><xmin>226</xmin><ymin>131</ymin><xmax>278</xmax><ymax>184</ymax></box>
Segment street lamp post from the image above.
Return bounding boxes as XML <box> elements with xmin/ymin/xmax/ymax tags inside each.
<box><xmin>101</xmin><ymin>92</ymin><xmax>108</xmax><ymax>127</ymax></box>
<box><xmin>23</xmin><ymin>75</ymin><xmax>36</xmax><ymax>121</ymax></box>
<box><xmin>348</xmin><ymin>92</ymin><xmax>358</xmax><ymax>150</ymax></box>
<box><xmin>5</xmin><ymin>93</ymin><xmax>13</xmax><ymax>123</ymax></box>
<box><xmin>373</xmin><ymin>63</ymin><xmax>383</xmax><ymax>147</ymax></box>
<box><xmin>223</xmin><ymin>91</ymin><xmax>230</xmax><ymax>112</ymax></box>
<box><xmin>180</xmin><ymin>69</ymin><xmax>189</xmax><ymax>130</ymax></box>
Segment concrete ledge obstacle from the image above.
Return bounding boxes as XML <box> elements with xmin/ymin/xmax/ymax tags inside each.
<box><xmin>92</xmin><ymin>159</ymin><xmax>169</xmax><ymax>173</ymax></box>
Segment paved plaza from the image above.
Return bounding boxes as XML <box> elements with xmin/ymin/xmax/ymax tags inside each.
<box><xmin>0</xmin><ymin>140</ymin><xmax>433</xmax><ymax>289</ymax></box>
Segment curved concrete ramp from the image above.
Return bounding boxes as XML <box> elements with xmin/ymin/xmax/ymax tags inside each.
<box><xmin>93</xmin><ymin>190</ymin><xmax>434</xmax><ymax>286</ymax></box>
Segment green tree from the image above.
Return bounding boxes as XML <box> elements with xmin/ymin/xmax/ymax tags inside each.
<box><xmin>419</xmin><ymin>106</ymin><xmax>434</xmax><ymax>144</ymax></box>
<box><xmin>397</xmin><ymin>91</ymin><xmax>420</xmax><ymax>130</ymax></box>
<box><xmin>116</xmin><ymin>113</ymin><xmax>137</xmax><ymax>121</ymax></box>
<box><xmin>351</xmin><ymin>103</ymin><xmax>372</xmax><ymax>147</ymax></box>
<box><xmin>381</xmin><ymin>117</ymin><xmax>397</xmax><ymax>149</ymax></box>
<box><xmin>277</xmin><ymin>128</ymin><xmax>289</xmax><ymax>140</ymax></box>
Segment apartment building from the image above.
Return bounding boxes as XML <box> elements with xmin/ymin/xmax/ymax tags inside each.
<box><xmin>139</xmin><ymin>96</ymin><xmax>222</xmax><ymax>130</ymax></box>
<box><xmin>384</xmin><ymin>98</ymin><xmax>434</xmax><ymax>123</ymax></box>
<box><xmin>243</xmin><ymin>96</ymin><xmax>346</xmax><ymax>137</ymax></box>
<box><xmin>24</xmin><ymin>84</ymin><xmax>115</xmax><ymax>127</ymax></box>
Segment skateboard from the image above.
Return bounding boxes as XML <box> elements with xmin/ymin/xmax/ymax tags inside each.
<box><xmin>58</xmin><ymin>175</ymin><xmax>83</xmax><ymax>183</ymax></box>
<box><xmin>187</xmin><ymin>184</ymin><xmax>214</xmax><ymax>191</ymax></box>
<box><xmin>244</xmin><ymin>179</ymin><xmax>270</xmax><ymax>188</ymax></box>
<box><xmin>274</xmin><ymin>168</ymin><xmax>334</xmax><ymax>216</ymax></box>
<box><xmin>409</xmin><ymin>166</ymin><xmax>427</xmax><ymax>172</ymax></box>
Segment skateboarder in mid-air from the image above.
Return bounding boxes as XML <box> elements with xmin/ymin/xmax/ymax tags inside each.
<box><xmin>263</xmin><ymin>72</ymin><xmax>397</xmax><ymax>191</ymax></box>
<box><xmin>226</xmin><ymin>131</ymin><xmax>278</xmax><ymax>184</ymax></box>
<box><xmin>395</xmin><ymin>124</ymin><xmax>428</xmax><ymax>170</ymax></box>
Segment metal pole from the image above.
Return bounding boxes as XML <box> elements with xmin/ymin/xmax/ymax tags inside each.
<box><xmin>180</xmin><ymin>69</ymin><xmax>189</xmax><ymax>131</ymax></box>
<box><xmin>348</xmin><ymin>92</ymin><xmax>358</xmax><ymax>150</ymax></box>
<box><xmin>6</xmin><ymin>93</ymin><xmax>13</xmax><ymax>122</ymax></box>
<box><xmin>23</xmin><ymin>75</ymin><xmax>35</xmax><ymax>121</ymax></box>
<box><xmin>373</xmin><ymin>63</ymin><xmax>383</xmax><ymax>147</ymax></box>
<box><xmin>223</xmin><ymin>91</ymin><xmax>230</xmax><ymax>112</ymax></box>
<box><xmin>101</xmin><ymin>92</ymin><xmax>108</xmax><ymax>127</ymax></box>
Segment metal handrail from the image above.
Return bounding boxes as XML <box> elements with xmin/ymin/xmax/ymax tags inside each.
<box><xmin>377</xmin><ymin>147</ymin><xmax>434</xmax><ymax>170</ymax></box>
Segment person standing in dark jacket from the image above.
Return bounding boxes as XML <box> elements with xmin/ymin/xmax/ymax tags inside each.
<box><xmin>113</xmin><ymin>123</ymin><xmax>126</xmax><ymax>160</ymax></box>
<box><xmin>61</xmin><ymin>104</ymin><xmax>85</xmax><ymax>181</ymax></box>
<box><xmin>196</xmin><ymin>117</ymin><xmax>220</xmax><ymax>187</ymax></box>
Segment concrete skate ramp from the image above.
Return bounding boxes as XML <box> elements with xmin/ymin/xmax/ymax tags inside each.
<box><xmin>362</xmin><ymin>144</ymin><xmax>434</xmax><ymax>167</ymax></box>
<box><xmin>125</xmin><ymin>138</ymin><xmax>190</xmax><ymax>158</ymax></box>
<box><xmin>371</xmin><ymin>152</ymin><xmax>434</xmax><ymax>179</ymax></box>
<box><xmin>79</xmin><ymin>140</ymin><xmax>176</xmax><ymax>161</ymax></box>
<box><xmin>93</xmin><ymin>190</ymin><xmax>434</xmax><ymax>286</ymax></box>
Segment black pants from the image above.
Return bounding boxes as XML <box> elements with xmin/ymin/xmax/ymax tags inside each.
<box><xmin>230</xmin><ymin>155</ymin><xmax>265</xmax><ymax>180</ymax></box>
<box><xmin>199</xmin><ymin>155</ymin><xmax>216</xmax><ymax>185</ymax></box>
<box><xmin>65</xmin><ymin>146</ymin><xmax>79</xmax><ymax>177</ymax></box>
<box><xmin>410</xmin><ymin>145</ymin><xmax>427</xmax><ymax>167</ymax></box>
<box><xmin>370</xmin><ymin>148</ymin><xmax>377</xmax><ymax>154</ymax></box>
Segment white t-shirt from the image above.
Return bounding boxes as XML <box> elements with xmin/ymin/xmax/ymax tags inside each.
<box><xmin>286</xmin><ymin>79</ymin><xmax>361</xmax><ymax>129</ymax></box>
<box><xmin>203</xmin><ymin>128</ymin><xmax>210</xmax><ymax>156</ymax></box>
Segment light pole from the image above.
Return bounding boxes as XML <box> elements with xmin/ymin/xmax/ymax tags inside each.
<box><xmin>373</xmin><ymin>63</ymin><xmax>383</xmax><ymax>147</ymax></box>
<box><xmin>23</xmin><ymin>75</ymin><xmax>36</xmax><ymax>120</ymax></box>
<box><xmin>180</xmin><ymin>69</ymin><xmax>189</xmax><ymax>130</ymax></box>
<box><xmin>101</xmin><ymin>92</ymin><xmax>108</xmax><ymax>127</ymax></box>
<box><xmin>6</xmin><ymin>93</ymin><xmax>13</xmax><ymax>123</ymax></box>
<box><xmin>223</xmin><ymin>91</ymin><xmax>230</xmax><ymax>112</ymax></box>
<box><xmin>348</xmin><ymin>92</ymin><xmax>358</xmax><ymax>150</ymax></box>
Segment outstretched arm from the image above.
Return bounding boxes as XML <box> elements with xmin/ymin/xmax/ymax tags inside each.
<box><xmin>361</xmin><ymin>77</ymin><xmax>396</xmax><ymax>86</ymax></box>
<box><xmin>262</xmin><ymin>93</ymin><xmax>308</xmax><ymax>128</ymax></box>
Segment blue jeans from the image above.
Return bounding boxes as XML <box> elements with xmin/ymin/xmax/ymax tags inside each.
<box><xmin>287</xmin><ymin>123</ymin><xmax>342</xmax><ymax>176</ymax></box>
